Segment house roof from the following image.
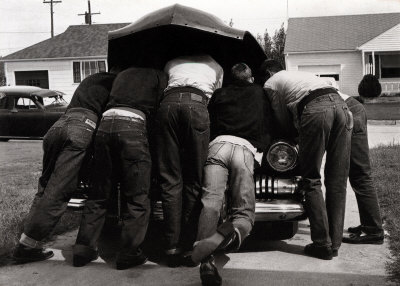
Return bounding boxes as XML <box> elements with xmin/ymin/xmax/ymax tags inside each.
<box><xmin>3</xmin><ymin>23</ymin><xmax>130</xmax><ymax>60</ymax></box>
<box><xmin>285</xmin><ymin>13</ymin><xmax>400</xmax><ymax>53</ymax></box>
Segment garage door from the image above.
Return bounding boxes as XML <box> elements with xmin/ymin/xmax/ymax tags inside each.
<box><xmin>298</xmin><ymin>65</ymin><xmax>341</xmax><ymax>87</ymax></box>
<box><xmin>15</xmin><ymin>70</ymin><xmax>49</xmax><ymax>89</ymax></box>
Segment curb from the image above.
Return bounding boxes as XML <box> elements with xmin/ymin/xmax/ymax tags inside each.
<box><xmin>368</xmin><ymin>120</ymin><xmax>399</xmax><ymax>125</ymax></box>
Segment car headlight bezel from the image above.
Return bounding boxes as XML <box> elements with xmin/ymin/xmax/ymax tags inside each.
<box><xmin>266</xmin><ymin>141</ymin><xmax>298</xmax><ymax>172</ymax></box>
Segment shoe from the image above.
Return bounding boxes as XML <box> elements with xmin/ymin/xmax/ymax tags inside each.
<box><xmin>224</xmin><ymin>230</ymin><xmax>241</xmax><ymax>254</ymax></box>
<box><xmin>181</xmin><ymin>252</ymin><xmax>200</xmax><ymax>267</ymax></box>
<box><xmin>347</xmin><ymin>225</ymin><xmax>362</xmax><ymax>234</ymax></box>
<box><xmin>342</xmin><ymin>232</ymin><xmax>384</xmax><ymax>245</ymax></box>
<box><xmin>332</xmin><ymin>249</ymin><xmax>338</xmax><ymax>257</ymax></box>
<box><xmin>166</xmin><ymin>253</ymin><xmax>182</xmax><ymax>268</ymax></box>
<box><xmin>73</xmin><ymin>250</ymin><xmax>99</xmax><ymax>267</ymax></box>
<box><xmin>200</xmin><ymin>256</ymin><xmax>222</xmax><ymax>286</ymax></box>
<box><xmin>13</xmin><ymin>244</ymin><xmax>54</xmax><ymax>264</ymax></box>
<box><xmin>304</xmin><ymin>243</ymin><xmax>333</xmax><ymax>260</ymax></box>
<box><xmin>116</xmin><ymin>249</ymin><xmax>148</xmax><ymax>270</ymax></box>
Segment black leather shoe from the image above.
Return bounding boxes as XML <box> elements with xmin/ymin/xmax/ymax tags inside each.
<box><xmin>200</xmin><ymin>256</ymin><xmax>222</xmax><ymax>286</ymax></box>
<box><xmin>116</xmin><ymin>249</ymin><xmax>148</xmax><ymax>270</ymax></box>
<box><xmin>166</xmin><ymin>253</ymin><xmax>182</xmax><ymax>268</ymax></box>
<box><xmin>347</xmin><ymin>225</ymin><xmax>362</xmax><ymax>234</ymax></box>
<box><xmin>13</xmin><ymin>244</ymin><xmax>54</xmax><ymax>264</ymax></box>
<box><xmin>73</xmin><ymin>250</ymin><xmax>99</xmax><ymax>267</ymax></box>
<box><xmin>304</xmin><ymin>243</ymin><xmax>333</xmax><ymax>260</ymax></box>
<box><xmin>332</xmin><ymin>249</ymin><xmax>338</xmax><ymax>257</ymax></box>
<box><xmin>181</xmin><ymin>253</ymin><xmax>200</xmax><ymax>267</ymax></box>
<box><xmin>342</xmin><ymin>232</ymin><xmax>384</xmax><ymax>244</ymax></box>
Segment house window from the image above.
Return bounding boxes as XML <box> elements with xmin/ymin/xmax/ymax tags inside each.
<box><xmin>380</xmin><ymin>55</ymin><xmax>400</xmax><ymax>78</ymax></box>
<box><xmin>73</xmin><ymin>60</ymin><xmax>107</xmax><ymax>83</ymax></box>
<box><xmin>319</xmin><ymin>74</ymin><xmax>340</xmax><ymax>81</ymax></box>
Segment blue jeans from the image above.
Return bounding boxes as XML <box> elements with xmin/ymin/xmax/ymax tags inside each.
<box><xmin>299</xmin><ymin>93</ymin><xmax>352</xmax><ymax>250</ymax></box>
<box><xmin>155</xmin><ymin>92</ymin><xmax>210</xmax><ymax>253</ymax></box>
<box><xmin>22</xmin><ymin>108</ymin><xmax>97</xmax><ymax>245</ymax></box>
<box><xmin>75</xmin><ymin>116</ymin><xmax>151</xmax><ymax>255</ymax></box>
<box><xmin>346</xmin><ymin>97</ymin><xmax>383</xmax><ymax>235</ymax></box>
<box><xmin>197</xmin><ymin>141</ymin><xmax>255</xmax><ymax>244</ymax></box>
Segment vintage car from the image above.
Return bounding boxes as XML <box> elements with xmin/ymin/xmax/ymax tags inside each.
<box><xmin>0</xmin><ymin>86</ymin><xmax>67</xmax><ymax>141</ymax></box>
<box><xmin>98</xmin><ymin>4</ymin><xmax>308</xmax><ymax>240</ymax></box>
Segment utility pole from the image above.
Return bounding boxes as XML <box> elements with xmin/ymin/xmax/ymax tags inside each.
<box><xmin>43</xmin><ymin>0</ymin><xmax>62</xmax><ymax>38</ymax></box>
<box><xmin>78</xmin><ymin>0</ymin><xmax>100</xmax><ymax>25</ymax></box>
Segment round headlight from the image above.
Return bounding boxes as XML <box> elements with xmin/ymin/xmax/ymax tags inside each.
<box><xmin>266</xmin><ymin>141</ymin><xmax>298</xmax><ymax>172</ymax></box>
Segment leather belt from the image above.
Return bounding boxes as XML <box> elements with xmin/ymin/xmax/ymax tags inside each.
<box><xmin>297</xmin><ymin>87</ymin><xmax>338</xmax><ymax>119</ymax></box>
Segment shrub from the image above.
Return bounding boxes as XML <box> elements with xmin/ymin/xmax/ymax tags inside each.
<box><xmin>358</xmin><ymin>74</ymin><xmax>382</xmax><ymax>98</ymax></box>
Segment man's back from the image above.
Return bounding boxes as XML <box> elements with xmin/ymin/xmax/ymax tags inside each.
<box><xmin>209</xmin><ymin>80</ymin><xmax>269</xmax><ymax>151</ymax></box>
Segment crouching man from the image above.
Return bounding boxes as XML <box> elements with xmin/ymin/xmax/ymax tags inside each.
<box><xmin>13</xmin><ymin>70</ymin><xmax>117</xmax><ymax>264</ymax></box>
<box><xmin>191</xmin><ymin>63</ymin><xmax>271</xmax><ymax>285</ymax></box>
<box><xmin>73</xmin><ymin>67</ymin><xmax>167</xmax><ymax>270</ymax></box>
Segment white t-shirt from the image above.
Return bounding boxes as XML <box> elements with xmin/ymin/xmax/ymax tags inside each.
<box><xmin>164</xmin><ymin>54</ymin><xmax>224</xmax><ymax>98</ymax></box>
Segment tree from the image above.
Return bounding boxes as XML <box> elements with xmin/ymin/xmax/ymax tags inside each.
<box><xmin>272</xmin><ymin>23</ymin><xmax>286</xmax><ymax>69</ymax></box>
<box><xmin>257</xmin><ymin>23</ymin><xmax>286</xmax><ymax>69</ymax></box>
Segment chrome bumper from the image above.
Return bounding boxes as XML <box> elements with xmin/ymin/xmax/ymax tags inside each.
<box><xmin>255</xmin><ymin>199</ymin><xmax>306</xmax><ymax>221</ymax></box>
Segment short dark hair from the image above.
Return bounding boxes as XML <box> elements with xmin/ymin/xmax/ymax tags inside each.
<box><xmin>231</xmin><ymin>63</ymin><xmax>252</xmax><ymax>81</ymax></box>
<box><xmin>259</xmin><ymin>59</ymin><xmax>283</xmax><ymax>76</ymax></box>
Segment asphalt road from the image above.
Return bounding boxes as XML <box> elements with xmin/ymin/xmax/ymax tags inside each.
<box><xmin>0</xmin><ymin>123</ymin><xmax>399</xmax><ymax>286</ymax></box>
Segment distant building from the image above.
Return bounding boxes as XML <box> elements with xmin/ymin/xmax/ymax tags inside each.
<box><xmin>285</xmin><ymin>13</ymin><xmax>400</xmax><ymax>96</ymax></box>
<box><xmin>1</xmin><ymin>23</ymin><xmax>128</xmax><ymax>100</ymax></box>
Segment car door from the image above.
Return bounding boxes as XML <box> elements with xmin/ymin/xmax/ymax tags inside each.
<box><xmin>0</xmin><ymin>94</ymin><xmax>11</xmax><ymax>138</ymax></box>
<box><xmin>9</xmin><ymin>96</ymin><xmax>45</xmax><ymax>138</ymax></box>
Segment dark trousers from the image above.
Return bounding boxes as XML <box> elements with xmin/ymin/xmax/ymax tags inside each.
<box><xmin>75</xmin><ymin>117</ymin><xmax>151</xmax><ymax>255</ymax></box>
<box><xmin>155</xmin><ymin>91</ymin><xmax>210</xmax><ymax>253</ymax></box>
<box><xmin>299</xmin><ymin>93</ymin><xmax>352</xmax><ymax>250</ymax></box>
<box><xmin>346</xmin><ymin>97</ymin><xmax>383</xmax><ymax>235</ymax></box>
<box><xmin>23</xmin><ymin>108</ymin><xmax>97</xmax><ymax>244</ymax></box>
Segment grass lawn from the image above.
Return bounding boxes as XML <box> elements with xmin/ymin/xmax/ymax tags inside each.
<box><xmin>0</xmin><ymin>141</ymin><xmax>81</xmax><ymax>263</ymax></box>
<box><xmin>370</xmin><ymin>144</ymin><xmax>400</xmax><ymax>284</ymax></box>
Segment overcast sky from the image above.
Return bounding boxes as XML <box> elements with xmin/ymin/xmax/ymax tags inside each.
<box><xmin>0</xmin><ymin>0</ymin><xmax>399</xmax><ymax>57</ymax></box>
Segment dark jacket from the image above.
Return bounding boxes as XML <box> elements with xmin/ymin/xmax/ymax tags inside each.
<box><xmin>208</xmin><ymin>79</ymin><xmax>272</xmax><ymax>151</ymax></box>
<box><xmin>68</xmin><ymin>72</ymin><xmax>116</xmax><ymax>118</ymax></box>
<box><xmin>106</xmin><ymin>67</ymin><xmax>168</xmax><ymax>118</ymax></box>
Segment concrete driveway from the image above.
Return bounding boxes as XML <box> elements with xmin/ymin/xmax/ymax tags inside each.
<box><xmin>0</xmin><ymin>123</ymin><xmax>398</xmax><ymax>286</ymax></box>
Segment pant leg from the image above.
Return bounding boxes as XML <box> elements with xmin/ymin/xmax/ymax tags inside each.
<box><xmin>347</xmin><ymin>98</ymin><xmax>383</xmax><ymax>234</ymax></box>
<box><xmin>229</xmin><ymin>145</ymin><xmax>256</xmax><ymax>243</ymax></box>
<box><xmin>75</xmin><ymin>120</ymin><xmax>113</xmax><ymax>250</ymax></box>
<box><xmin>155</xmin><ymin>103</ymin><xmax>183</xmax><ymax>252</ymax></box>
<box><xmin>324</xmin><ymin>101</ymin><xmax>352</xmax><ymax>250</ymax></box>
<box><xmin>24</xmin><ymin>119</ymin><xmax>94</xmax><ymax>242</ymax></box>
<box><xmin>196</xmin><ymin>142</ymin><xmax>230</xmax><ymax>241</ymax></box>
<box><xmin>180</xmin><ymin>102</ymin><xmax>210</xmax><ymax>250</ymax></box>
<box><xmin>119</xmin><ymin>121</ymin><xmax>151</xmax><ymax>253</ymax></box>
<box><xmin>299</xmin><ymin>96</ymin><xmax>333</xmax><ymax>247</ymax></box>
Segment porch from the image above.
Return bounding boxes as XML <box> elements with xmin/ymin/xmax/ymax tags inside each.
<box><xmin>362</xmin><ymin>51</ymin><xmax>400</xmax><ymax>95</ymax></box>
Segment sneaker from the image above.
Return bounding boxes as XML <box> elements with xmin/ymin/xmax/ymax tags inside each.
<box><xmin>200</xmin><ymin>256</ymin><xmax>222</xmax><ymax>286</ymax></box>
<box><xmin>342</xmin><ymin>232</ymin><xmax>384</xmax><ymax>245</ymax></box>
<box><xmin>165</xmin><ymin>253</ymin><xmax>182</xmax><ymax>268</ymax></box>
<box><xmin>116</xmin><ymin>249</ymin><xmax>148</xmax><ymax>270</ymax></box>
<box><xmin>13</xmin><ymin>244</ymin><xmax>54</xmax><ymax>264</ymax></box>
<box><xmin>304</xmin><ymin>243</ymin><xmax>333</xmax><ymax>260</ymax></box>
<box><xmin>73</xmin><ymin>250</ymin><xmax>99</xmax><ymax>267</ymax></box>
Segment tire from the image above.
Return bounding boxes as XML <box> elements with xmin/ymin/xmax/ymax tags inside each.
<box><xmin>252</xmin><ymin>221</ymin><xmax>298</xmax><ymax>240</ymax></box>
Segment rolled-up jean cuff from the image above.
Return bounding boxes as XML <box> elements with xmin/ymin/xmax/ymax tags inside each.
<box><xmin>73</xmin><ymin>244</ymin><xmax>97</xmax><ymax>257</ymax></box>
<box><xmin>165</xmin><ymin>248</ymin><xmax>182</xmax><ymax>255</ymax></box>
<box><xmin>216</xmin><ymin>221</ymin><xmax>235</xmax><ymax>238</ymax></box>
<box><xmin>20</xmin><ymin>233</ymin><xmax>43</xmax><ymax>249</ymax></box>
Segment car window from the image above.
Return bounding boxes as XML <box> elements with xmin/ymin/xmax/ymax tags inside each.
<box><xmin>16</xmin><ymin>97</ymin><xmax>38</xmax><ymax>110</ymax></box>
<box><xmin>43</xmin><ymin>95</ymin><xmax>68</xmax><ymax>106</ymax></box>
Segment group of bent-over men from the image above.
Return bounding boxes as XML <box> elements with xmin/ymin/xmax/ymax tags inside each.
<box><xmin>13</xmin><ymin>55</ymin><xmax>384</xmax><ymax>286</ymax></box>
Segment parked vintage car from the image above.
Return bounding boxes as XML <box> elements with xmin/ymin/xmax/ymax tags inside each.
<box><xmin>0</xmin><ymin>86</ymin><xmax>68</xmax><ymax>141</ymax></box>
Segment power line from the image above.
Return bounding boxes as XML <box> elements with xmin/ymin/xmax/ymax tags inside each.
<box><xmin>78</xmin><ymin>0</ymin><xmax>100</xmax><ymax>25</ymax></box>
<box><xmin>43</xmin><ymin>0</ymin><xmax>62</xmax><ymax>38</ymax></box>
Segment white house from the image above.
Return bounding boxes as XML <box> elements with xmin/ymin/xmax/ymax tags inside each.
<box><xmin>1</xmin><ymin>23</ymin><xmax>128</xmax><ymax>101</ymax></box>
<box><xmin>285</xmin><ymin>13</ymin><xmax>400</xmax><ymax>96</ymax></box>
